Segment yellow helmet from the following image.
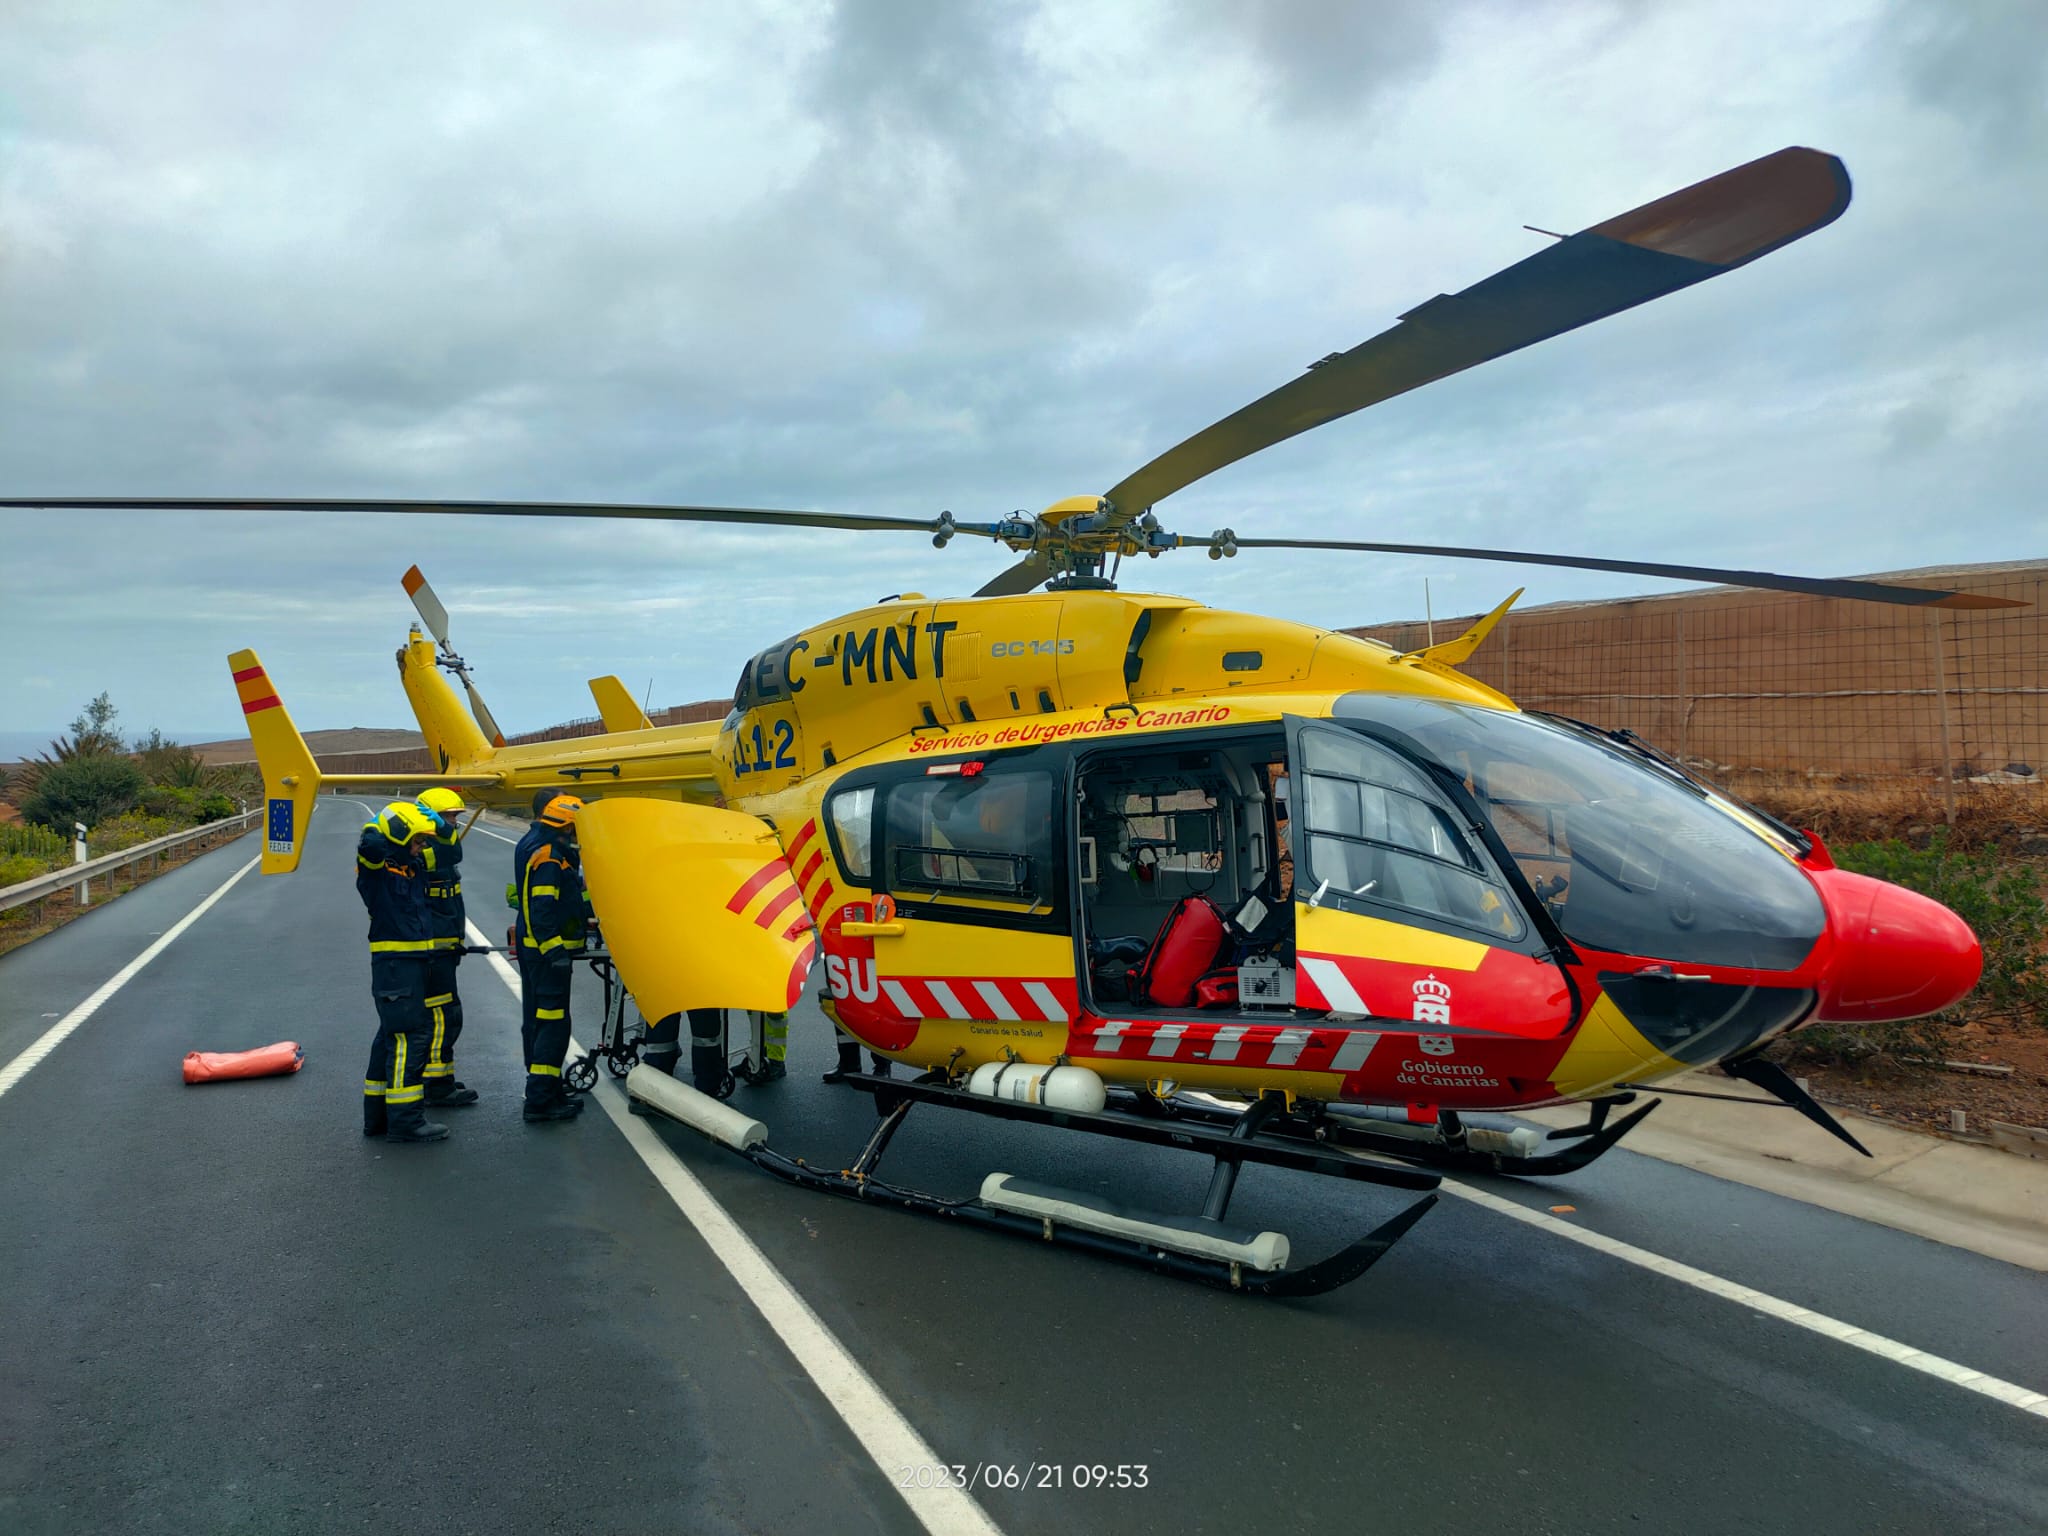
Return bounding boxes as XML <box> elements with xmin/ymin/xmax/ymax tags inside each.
<box><xmin>380</xmin><ymin>801</ymin><xmax>438</xmax><ymax>843</ymax></box>
<box><xmin>538</xmin><ymin>793</ymin><xmax>584</xmax><ymax>829</ymax></box>
<box><xmin>417</xmin><ymin>787</ymin><xmax>466</xmax><ymax>817</ymax></box>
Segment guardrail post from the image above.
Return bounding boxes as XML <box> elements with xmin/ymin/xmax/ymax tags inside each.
<box><xmin>73</xmin><ymin>823</ymin><xmax>90</xmax><ymax>906</ymax></box>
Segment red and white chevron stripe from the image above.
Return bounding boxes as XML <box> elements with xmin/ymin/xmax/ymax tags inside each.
<box><xmin>874</xmin><ymin>974</ymin><xmax>1076</xmax><ymax>1024</ymax></box>
<box><xmin>1072</xmin><ymin>1017</ymin><xmax>1383</xmax><ymax>1074</ymax></box>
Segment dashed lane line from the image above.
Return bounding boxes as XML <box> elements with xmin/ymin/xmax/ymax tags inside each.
<box><xmin>1442</xmin><ymin>1179</ymin><xmax>2048</xmax><ymax>1423</ymax></box>
<box><xmin>469</xmin><ymin>919</ymin><xmax>1006</xmax><ymax>1536</ymax></box>
<box><xmin>0</xmin><ymin>856</ymin><xmax>260</xmax><ymax>1101</ymax></box>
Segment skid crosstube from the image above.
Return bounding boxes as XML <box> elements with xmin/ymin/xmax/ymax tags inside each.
<box><xmin>834</xmin><ymin>1072</ymin><xmax>1441</xmax><ymax>1192</ymax></box>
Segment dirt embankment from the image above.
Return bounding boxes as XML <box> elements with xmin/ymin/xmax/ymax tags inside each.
<box><xmin>186</xmin><ymin>727</ymin><xmax>424</xmax><ymax>765</ymax></box>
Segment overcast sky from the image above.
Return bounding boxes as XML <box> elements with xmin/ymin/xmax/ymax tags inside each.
<box><xmin>3</xmin><ymin>0</ymin><xmax>2043</xmax><ymax>751</ymax></box>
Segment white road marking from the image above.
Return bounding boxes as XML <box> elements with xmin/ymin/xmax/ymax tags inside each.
<box><xmin>1442</xmin><ymin>1179</ymin><xmax>2048</xmax><ymax>1423</ymax></box>
<box><xmin>0</xmin><ymin>857</ymin><xmax>259</xmax><ymax>1101</ymax></box>
<box><xmin>469</xmin><ymin>922</ymin><xmax>1005</xmax><ymax>1536</ymax></box>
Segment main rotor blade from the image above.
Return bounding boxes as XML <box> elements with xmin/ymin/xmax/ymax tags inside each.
<box><xmin>1227</xmin><ymin>536</ymin><xmax>2023</xmax><ymax>609</ymax></box>
<box><xmin>0</xmin><ymin>496</ymin><xmax>949</xmax><ymax>535</ymax></box>
<box><xmin>463</xmin><ymin>679</ymin><xmax>507</xmax><ymax>749</ymax></box>
<box><xmin>975</xmin><ymin>552</ymin><xmax>1051</xmax><ymax>597</ymax></box>
<box><xmin>1102</xmin><ymin>147</ymin><xmax>1852</xmax><ymax>525</ymax></box>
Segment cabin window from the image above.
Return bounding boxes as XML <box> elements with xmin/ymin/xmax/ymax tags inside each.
<box><xmin>825</xmin><ymin>785</ymin><xmax>875</xmax><ymax>882</ymax></box>
<box><xmin>881</xmin><ymin>769</ymin><xmax>1055</xmax><ymax>908</ymax></box>
<box><xmin>1296</xmin><ymin>725</ymin><xmax>1525</xmax><ymax>940</ymax></box>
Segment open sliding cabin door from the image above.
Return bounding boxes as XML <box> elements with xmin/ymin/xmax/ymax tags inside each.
<box><xmin>1283</xmin><ymin>716</ymin><xmax>1574</xmax><ymax>1040</ymax></box>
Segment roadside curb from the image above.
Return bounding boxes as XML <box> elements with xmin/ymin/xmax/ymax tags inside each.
<box><xmin>1522</xmin><ymin>1074</ymin><xmax>2048</xmax><ymax>1273</ymax></box>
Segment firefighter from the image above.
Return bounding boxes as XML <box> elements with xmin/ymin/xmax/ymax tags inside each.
<box><xmin>636</xmin><ymin>1008</ymin><xmax>733</xmax><ymax>1095</ymax></box>
<box><xmin>824</xmin><ymin>1027</ymin><xmax>891</xmax><ymax>1082</ymax></box>
<box><xmin>750</xmin><ymin>1011</ymin><xmax>788</xmax><ymax>1082</ymax></box>
<box><xmin>415</xmin><ymin>786</ymin><xmax>477</xmax><ymax>1108</ymax></box>
<box><xmin>516</xmin><ymin>793</ymin><xmax>589</xmax><ymax>1122</ymax></box>
<box><xmin>358</xmin><ymin>801</ymin><xmax>448</xmax><ymax>1144</ymax></box>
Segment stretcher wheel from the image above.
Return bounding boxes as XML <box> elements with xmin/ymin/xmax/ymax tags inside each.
<box><xmin>605</xmin><ymin>1045</ymin><xmax>638</xmax><ymax>1078</ymax></box>
<box><xmin>563</xmin><ymin>1056</ymin><xmax>599</xmax><ymax>1092</ymax></box>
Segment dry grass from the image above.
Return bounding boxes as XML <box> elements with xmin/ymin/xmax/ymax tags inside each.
<box><xmin>1724</xmin><ymin>774</ymin><xmax>2048</xmax><ymax>853</ymax></box>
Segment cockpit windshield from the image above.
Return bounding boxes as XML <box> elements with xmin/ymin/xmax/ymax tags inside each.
<box><xmin>1330</xmin><ymin>695</ymin><xmax>1826</xmax><ymax>971</ymax></box>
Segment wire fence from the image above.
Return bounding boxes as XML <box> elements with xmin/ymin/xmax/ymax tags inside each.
<box><xmin>1347</xmin><ymin>560</ymin><xmax>2047</xmax><ymax>837</ymax></box>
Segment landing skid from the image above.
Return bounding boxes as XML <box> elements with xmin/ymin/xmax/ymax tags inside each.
<box><xmin>1149</xmin><ymin>1092</ymin><xmax>1660</xmax><ymax>1177</ymax></box>
<box><xmin>626</xmin><ymin>1068</ymin><xmax>1439</xmax><ymax>1297</ymax></box>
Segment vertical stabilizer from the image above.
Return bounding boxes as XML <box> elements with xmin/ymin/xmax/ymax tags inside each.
<box><xmin>228</xmin><ymin>649</ymin><xmax>322</xmax><ymax>874</ymax></box>
<box><xmin>398</xmin><ymin>629</ymin><xmax>495</xmax><ymax>773</ymax></box>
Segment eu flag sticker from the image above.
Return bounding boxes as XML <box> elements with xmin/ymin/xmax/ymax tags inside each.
<box><xmin>267</xmin><ymin>797</ymin><xmax>295</xmax><ymax>855</ymax></box>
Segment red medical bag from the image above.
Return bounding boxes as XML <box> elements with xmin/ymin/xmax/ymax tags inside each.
<box><xmin>1137</xmin><ymin>896</ymin><xmax>1228</xmax><ymax>1009</ymax></box>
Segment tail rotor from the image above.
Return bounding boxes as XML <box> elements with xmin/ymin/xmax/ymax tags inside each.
<box><xmin>402</xmin><ymin>565</ymin><xmax>507</xmax><ymax>747</ymax></box>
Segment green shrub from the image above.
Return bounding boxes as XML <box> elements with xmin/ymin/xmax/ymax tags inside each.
<box><xmin>139</xmin><ymin>786</ymin><xmax>199</xmax><ymax>820</ymax></box>
<box><xmin>21</xmin><ymin>756</ymin><xmax>146</xmax><ymax>831</ymax></box>
<box><xmin>0</xmin><ymin>822</ymin><xmax>68</xmax><ymax>861</ymax></box>
<box><xmin>1787</xmin><ymin>833</ymin><xmax>2048</xmax><ymax>1067</ymax></box>
<box><xmin>135</xmin><ymin>731</ymin><xmax>208</xmax><ymax>788</ymax></box>
<box><xmin>192</xmin><ymin>793</ymin><xmax>238</xmax><ymax>824</ymax></box>
<box><xmin>89</xmin><ymin>812</ymin><xmax>182</xmax><ymax>852</ymax></box>
<box><xmin>0</xmin><ymin>851</ymin><xmax>53</xmax><ymax>888</ymax></box>
<box><xmin>1836</xmin><ymin>832</ymin><xmax>2048</xmax><ymax>1024</ymax></box>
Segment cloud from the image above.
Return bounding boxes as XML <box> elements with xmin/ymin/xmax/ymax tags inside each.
<box><xmin>2</xmin><ymin>0</ymin><xmax>2043</xmax><ymax>741</ymax></box>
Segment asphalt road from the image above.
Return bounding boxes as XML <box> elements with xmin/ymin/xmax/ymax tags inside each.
<box><xmin>2</xmin><ymin>806</ymin><xmax>2045</xmax><ymax>1535</ymax></box>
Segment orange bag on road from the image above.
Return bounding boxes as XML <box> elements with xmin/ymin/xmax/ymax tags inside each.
<box><xmin>183</xmin><ymin>1042</ymin><xmax>305</xmax><ymax>1083</ymax></box>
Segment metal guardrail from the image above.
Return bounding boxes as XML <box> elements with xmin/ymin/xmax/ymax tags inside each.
<box><xmin>0</xmin><ymin>810</ymin><xmax>260</xmax><ymax>916</ymax></box>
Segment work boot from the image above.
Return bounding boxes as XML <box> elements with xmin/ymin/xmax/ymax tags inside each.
<box><xmin>869</xmin><ymin>1053</ymin><xmax>893</xmax><ymax>1079</ymax></box>
<box><xmin>425</xmin><ymin>1081</ymin><xmax>480</xmax><ymax>1107</ymax></box>
<box><xmin>759</xmin><ymin>1057</ymin><xmax>787</xmax><ymax>1083</ymax></box>
<box><xmin>385</xmin><ymin>1118</ymin><xmax>450</xmax><ymax>1144</ymax></box>
<box><xmin>639</xmin><ymin>1045</ymin><xmax>682</xmax><ymax>1079</ymax></box>
<box><xmin>523</xmin><ymin>1098</ymin><xmax>582</xmax><ymax>1123</ymax></box>
<box><xmin>362</xmin><ymin>1105</ymin><xmax>388</xmax><ymax>1138</ymax></box>
<box><xmin>691</xmin><ymin>1043</ymin><xmax>735</xmax><ymax>1100</ymax></box>
<box><xmin>822</xmin><ymin>1039</ymin><xmax>863</xmax><ymax>1083</ymax></box>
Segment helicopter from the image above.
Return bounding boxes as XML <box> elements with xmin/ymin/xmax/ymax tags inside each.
<box><xmin>8</xmin><ymin>147</ymin><xmax>2012</xmax><ymax>1296</ymax></box>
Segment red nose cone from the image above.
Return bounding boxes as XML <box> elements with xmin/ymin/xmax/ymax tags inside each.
<box><xmin>1810</xmin><ymin>868</ymin><xmax>1981</xmax><ymax>1023</ymax></box>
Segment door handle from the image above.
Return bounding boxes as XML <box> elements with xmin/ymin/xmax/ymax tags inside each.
<box><xmin>840</xmin><ymin>921</ymin><xmax>906</xmax><ymax>938</ymax></box>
